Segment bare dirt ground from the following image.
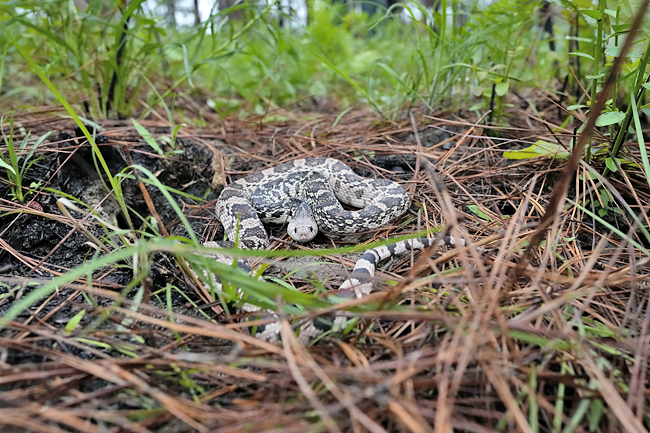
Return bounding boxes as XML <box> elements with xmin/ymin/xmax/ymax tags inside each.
<box><xmin>1</xmin><ymin>99</ymin><xmax>649</xmax><ymax>432</ymax></box>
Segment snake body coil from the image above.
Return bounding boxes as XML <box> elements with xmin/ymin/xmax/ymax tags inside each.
<box><xmin>215</xmin><ymin>158</ymin><xmax>411</xmax><ymax>249</ymax></box>
<box><xmin>207</xmin><ymin>157</ymin><xmax>467</xmax><ymax>343</ymax></box>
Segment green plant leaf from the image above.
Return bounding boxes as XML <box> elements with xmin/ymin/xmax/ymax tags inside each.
<box><xmin>172</xmin><ymin>124</ymin><xmax>185</xmax><ymax>144</ymax></box>
<box><xmin>599</xmin><ymin>188</ymin><xmax>610</xmax><ymax>207</ymax></box>
<box><xmin>181</xmin><ymin>44</ymin><xmax>193</xmax><ymax>88</ymax></box>
<box><xmin>595</xmin><ymin>111</ymin><xmax>625</xmax><ymax>126</ymax></box>
<box><xmin>467</xmin><ymin>205</ymin><xmax>490</xmax><ymax>221</ymax></box>
<box><xmin>0</xmin><ymin>158</ymin><xmax>16</xmax><ymax>175</ymax></box>
<box><xmin>503</xmin><ymin>140</ymin><xmax>570</xmax><ymax>160</ymax></box>
<box><xmin>64</xmin><ymin>310</ymin><xmax>86</xmax><ymax>335</ymax></box>
<box><xmin>495</xmin><ymin>81</ymin><xmax>509</xmax><ymax>97</ymax></box>
<box><xmin>74</xmin><ymin>338</ymin><xmax>114</xmax><ymax>350</ymax></box>
<box><xmin>21</xmin><ymin>131</ymin><xmax>51</xmax><ymax>174</ymax></box>
<box><xmin>588</xmin><ymin>399</ymin><xmax>605</xmax><ymax>431</ymax></box>
<box><xmin>605</xmin><ymin>157</ymin><xmax>619</xmax><ymax>172</ymax></box>
<box><xmin>132</xmin><ymin>119</ymin><xmax>164</xmax><ymax>156</ymax></box>
<box><xmin>569</xmin><ymin>52</ymin><xmax>595</xmax><ymax>61</ymax></box>
<box><xmin>579</xmin><ymin>9</ymin><xmax>602</xmax><ymax>20</ymax></box>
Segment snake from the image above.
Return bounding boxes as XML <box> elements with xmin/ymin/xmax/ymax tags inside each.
<box><xmin>214</xmin><ymin>158</ymin><xmax>411</xmax><ymax>249</ymax></box>
<box><xmin>204</xmin><ymin>157</ymin><xmax>468</xmax><ymax>343</ymax></box>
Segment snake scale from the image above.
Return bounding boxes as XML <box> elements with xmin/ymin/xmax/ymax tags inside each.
<box><xmin>205</xmin><ymin>157</ymin><xmax>468</xmax><ymax>343</ymax></box>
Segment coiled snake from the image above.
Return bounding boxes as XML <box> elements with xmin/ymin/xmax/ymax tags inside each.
<box><xmin>205</xmin><ymin>157</ymin><xmax>467</xmax><ymax>343</ymax></box>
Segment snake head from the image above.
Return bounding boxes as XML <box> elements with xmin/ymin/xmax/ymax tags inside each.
<box><xmin>287</xmin><ymin>200</ymin><xmax>318</xmax><ymax>242</ymax></box>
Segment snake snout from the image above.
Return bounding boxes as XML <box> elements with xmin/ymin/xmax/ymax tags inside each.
<box><xmin>287</xmin><ymin>197</ymin><xmax>318</xmax><ymax>242</ymax></box>
<box><xmin>287</xmin><ymin>218</ymin><xmax>318</xmax><ymax>242</ymax></box>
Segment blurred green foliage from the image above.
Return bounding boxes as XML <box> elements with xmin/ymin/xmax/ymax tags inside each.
<box><xmin>0</xmin><ymin>0</ymin><xmax>646</xmax><ymax>123</ymax></box>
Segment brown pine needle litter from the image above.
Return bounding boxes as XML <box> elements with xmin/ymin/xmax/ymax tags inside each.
<box><xmin>1</xmin><ymin>101</ymin><xmax>649</xmax><ymax>433</ymax></box>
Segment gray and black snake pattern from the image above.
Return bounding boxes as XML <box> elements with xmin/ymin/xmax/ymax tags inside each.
<box><xmin>215</xmin><ymin>158</ymin><xmax>411</xmax><ymax>249</ymax></box>
<box><xmin>206</xmin><ymin>157</ymin><xmax>471</xmax><ymax>343</ymax></box>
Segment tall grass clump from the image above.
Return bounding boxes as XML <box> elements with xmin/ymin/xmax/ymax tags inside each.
<box><xmin>0</xmin><ymin>0</ymin><xmax>647</xmax><ymax>121</ymax></box>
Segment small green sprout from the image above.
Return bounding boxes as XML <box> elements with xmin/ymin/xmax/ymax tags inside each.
<box><xmin>1</xmin><ymin>116</ymin><xmax>51</xmax><ymax>203</ymax></box>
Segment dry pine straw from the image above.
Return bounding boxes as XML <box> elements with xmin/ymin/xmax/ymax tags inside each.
<box><xmin>0</xmin><ymin>104</ymin><xmax>649</xmax><ymax>432</ymax></box>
